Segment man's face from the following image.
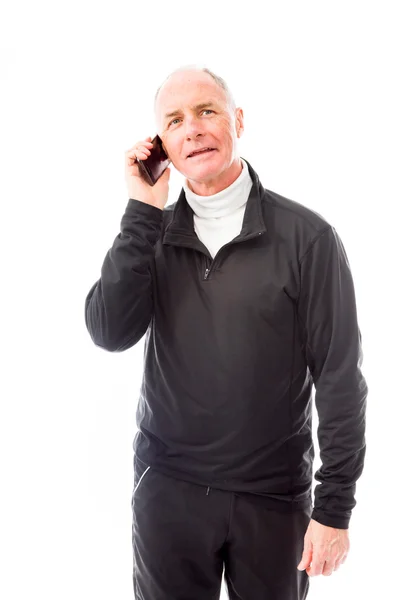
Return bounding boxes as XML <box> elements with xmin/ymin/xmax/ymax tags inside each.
<box><xmin>155</xmin><ymin>71</ymin><xmax>244</xmax><ymax>192</ymax></box>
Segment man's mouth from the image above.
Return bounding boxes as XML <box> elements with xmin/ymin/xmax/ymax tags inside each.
<box><xmin>187</xmin><ymin>147</ymin><xmax>216</xmax><ymax>158</ymax></box>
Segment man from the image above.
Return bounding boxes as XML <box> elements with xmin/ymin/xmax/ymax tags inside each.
<box><xmin>84</xmin><ymin>64</ymin><xmax>368</xmax><ymax>599</ymax></box>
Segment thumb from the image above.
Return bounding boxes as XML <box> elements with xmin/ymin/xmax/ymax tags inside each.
<box><xmin>297</xmin><ymin>546</ymin><xmax>313</xmax><ymax>571</ymax></box>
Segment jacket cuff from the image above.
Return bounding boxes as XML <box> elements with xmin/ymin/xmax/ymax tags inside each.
<box><xmin>127</xmin><ymin>198</ymin><xmax>164</xmax><ymax>217</ymax></box>
<box><xmin>311</xmin><ymin>509</ymin><xmax>350</xmax><ymax>530</ymax></box>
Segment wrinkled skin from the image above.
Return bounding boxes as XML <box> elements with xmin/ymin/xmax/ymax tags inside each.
<box><xmin>297</xmin><ymin>518</ymin><xmax>350</xmax><ymax>577</ymax></box>
<box><xmin>155</xmin><ymin>69</ymin><xmax>244</xmax><ymax>196</ymax></box>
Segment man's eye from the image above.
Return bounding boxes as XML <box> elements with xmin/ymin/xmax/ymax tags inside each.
<box><xmin>169</xmin><ymin>110</ymin><xmax>214</xmax><ymax>127</ymax></box>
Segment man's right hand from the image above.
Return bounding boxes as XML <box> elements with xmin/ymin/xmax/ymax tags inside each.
<box><xmin>125</xmin><ymin>136</ymin><xmax>171</xmax><ymax>210</ymax></box>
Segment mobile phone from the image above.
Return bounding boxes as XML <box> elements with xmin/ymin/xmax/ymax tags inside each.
<box><xmin>136</xmin><ymin>135</ymin><xmax>171</xmax><ymax>186</ymax></box>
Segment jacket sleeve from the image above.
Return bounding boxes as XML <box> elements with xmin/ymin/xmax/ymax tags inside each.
<box><xmin>297</xmin><ymin>225</ymin><xmax>368</xmax><ymax>529</ymax></box>
<box><xmin>84</xmin><ymin>199</ymin><xmax>163</xmax><ymax>352</ymax></box>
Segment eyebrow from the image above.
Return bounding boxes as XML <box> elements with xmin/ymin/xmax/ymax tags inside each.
<box><xmin>163</xmin><ymin>102</ymin><xmax>217</xmax><ymax>123</ymax></box>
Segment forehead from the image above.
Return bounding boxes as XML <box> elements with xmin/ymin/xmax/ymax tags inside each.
<box><xmin>156</xmin><ymin>71</ymin><xmax>227</xmax><ymax>119</ymax></box>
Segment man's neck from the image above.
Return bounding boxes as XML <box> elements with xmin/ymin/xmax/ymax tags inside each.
<box><xmin>186</xmin><ymin>157</ymin><xmax>243</xmax><ymax>196</ymax></box>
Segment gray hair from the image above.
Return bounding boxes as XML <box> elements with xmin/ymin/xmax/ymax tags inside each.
<box><xmin>154</xmin><ymin>64</ymin><xmax>237</xmax><ymax>114</ymax></box>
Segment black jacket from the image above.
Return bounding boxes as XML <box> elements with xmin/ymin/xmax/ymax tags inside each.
<box><xmin>85</xmin><ymin>158</ymin><xmax>368</xmax><ymax>529</ymax></box>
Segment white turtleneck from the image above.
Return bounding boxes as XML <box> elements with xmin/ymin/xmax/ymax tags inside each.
<box><xmin>182</xmin><ymin>158</ymin><xmax>253</xmax><ymax>259</ymax></box>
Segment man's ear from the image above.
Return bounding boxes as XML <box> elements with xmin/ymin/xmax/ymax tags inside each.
<box><xmin>235</xmin><ymin>107</ymin><xmax>244</xmax><ymax>138</ymax></box>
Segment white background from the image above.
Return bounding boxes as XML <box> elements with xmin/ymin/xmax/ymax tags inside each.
<box><xmin>1</xmin><ymin>1</ymin><xmax>398</xmax><ymax>598</ymax></box>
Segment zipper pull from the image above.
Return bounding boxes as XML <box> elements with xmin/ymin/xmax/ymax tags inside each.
<box><xmin>204</xmin><ymin>268</ymin><xmax>210</xmax><ymax>280</ymax></box>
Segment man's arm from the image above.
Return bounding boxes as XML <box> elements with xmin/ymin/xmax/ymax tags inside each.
<box><xmin>84</xmin><ymin>199</ymin><xmax>163</xmax><ymax>352</ymax></box>
<box><xmin>297</xmin><ymin>225</ymin><xmax>368</xmax><ymax>529</ymax></box>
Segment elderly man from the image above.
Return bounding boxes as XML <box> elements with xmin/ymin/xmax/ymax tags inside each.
<box><xmin>84</xmin><ymin>64</ymin><xmax>368</xmax><ymax>600</ymax></box>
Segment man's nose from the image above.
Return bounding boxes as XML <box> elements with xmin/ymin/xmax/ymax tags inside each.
<box><xmin>184</xmin><ymin>118</ymin><xmax>205</xmax><ymax>139</ymax></box>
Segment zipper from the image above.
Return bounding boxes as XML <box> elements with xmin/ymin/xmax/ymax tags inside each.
<box><xmin>203</xmin><ymin>230</ymin><xmax>264</xmax><ymax>280</ymax></box>
<box><xmin>133</xmin><ymin>465</ymin><xmax>151</xmax><ymax>496</ymax></box>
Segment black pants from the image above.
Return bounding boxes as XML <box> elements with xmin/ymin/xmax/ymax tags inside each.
<box><xmin>132</xmin><ymin>455</ymin><xmax>311</xmax><ymax>600</ymax></box>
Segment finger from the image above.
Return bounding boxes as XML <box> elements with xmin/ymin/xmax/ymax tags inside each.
<box><xmin>125</xmin><ymin>142</ymin><xmax>153</xmax><ymax>156</ymax></box>
<box><xmin>298</xmin><ymin>551</ymin><xmax>312</xmax><ymax>570</ymax></box>
<box><xmin>135</xmin><ymin>142</ymin><xmax>153</xmax><ymax>149</ymax></box>
<box><xmin>322</xmin><ymin>561</ymin><xmax>335</xmax><ymax>576</ymax></box>
<box><xmin>127</xmin><ymin>146</ymin><xmax>151</xmax><ymax>156</ymax></box>
<box><xmin>307</xmin><ymin>555</ymin><xmax>327</xmax><ymax>577</ymax></box>
<box><xmin>135</xmin><ymin>145</ymin><xmax>152</xmax><ymax>156</ymax></box>
<box><xmin>128</xmin><ymin>152</ymin><xmax>149</xmax><ymax>165</ymax></box>
<box><xmin>133</xmin><ymin>152</ymin><xmax>150</xmax><ymax>162</ymax></box>
<box><xmin>158</xmin><ymin>167</ymin><xmax>171</xmax><ymax>181</ymax></box>
<box><xmin>127</xmin><ymin>137</ymin><xmax>152</xmax><ymax>146</ymax></box>
<box><xmin>334</xmin><ymin>552</ymin><xmax>348</xmax><ymax>570</ymax></box>
<box><xmin>127</xmin><ymin>150</ymin><xmax>149</xmax><ymax>165</ymax></box>
<box><xmin>127</xmin><ymin>155</ymin><xmax>138</xmax><ymax>166</ymax></box>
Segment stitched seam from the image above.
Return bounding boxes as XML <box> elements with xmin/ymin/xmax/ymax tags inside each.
<box><xmin>298</xmin><ymin>226</ymin><xmax>332</xmax><ymax>265</ymax></box>
<box><xmin>296</xmin><ymin>309</ymin><xmax>317</xmax><ymax>379</ymax></box>
<box><xmin>224</xmin><ymin>493</ymin><xmax>236</xmax><ymax>544</ymax></box>
<box><xmin>285</xmin><ymin>302</ymin><xmax>297</xmax><ymax>507</ymax></box>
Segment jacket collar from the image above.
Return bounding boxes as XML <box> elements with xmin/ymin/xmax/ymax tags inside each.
<box><xmin>162</xmin><ymin>157</ymin><xmax>267</xmax><ymax>248</ymax></box>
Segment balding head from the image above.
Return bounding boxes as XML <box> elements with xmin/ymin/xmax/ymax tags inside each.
<box><xmin>153</xmin><ymin>65</ymin><xmax>244</xmax><ymax>195</ymax></box>
<box><xmin>154</xmin><ymin>66</ymin><xmax>236</xmax><ymax>133</ymax></box>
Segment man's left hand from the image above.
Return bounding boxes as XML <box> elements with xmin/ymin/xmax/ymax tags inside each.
<box><xmin>297</xmin><ymin>518</ymin><xmax>350</xmax><ymax>577</ymax></box>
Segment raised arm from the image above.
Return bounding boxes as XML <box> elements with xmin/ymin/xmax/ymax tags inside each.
<box><xmin>84</xmin><ymin>137</ymin><xmax>170</xmax><ymax>352</ymax></box>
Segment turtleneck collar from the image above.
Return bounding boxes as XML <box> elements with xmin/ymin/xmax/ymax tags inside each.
<box><xmin>182</xmin><ymin>158</ymin><xmax>252</xmax><ymax>219</ymax></box>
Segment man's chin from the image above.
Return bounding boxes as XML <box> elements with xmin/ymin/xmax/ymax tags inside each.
<box><xmin>181</xmin><ymin>160</ymin><xmax>221</xmax><ymax>182</ymax></box>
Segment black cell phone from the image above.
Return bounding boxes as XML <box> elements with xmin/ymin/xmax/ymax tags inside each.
<box><xmin>136</xmin><ymin>135</ymin><xmax>171</xmax><ymax>186</ymax></box>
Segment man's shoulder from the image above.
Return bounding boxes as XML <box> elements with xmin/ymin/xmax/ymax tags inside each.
<box><xmin>262</xmin><ymin>187</ymin><xmax>332</xmax><ymax>237</ymax></box>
